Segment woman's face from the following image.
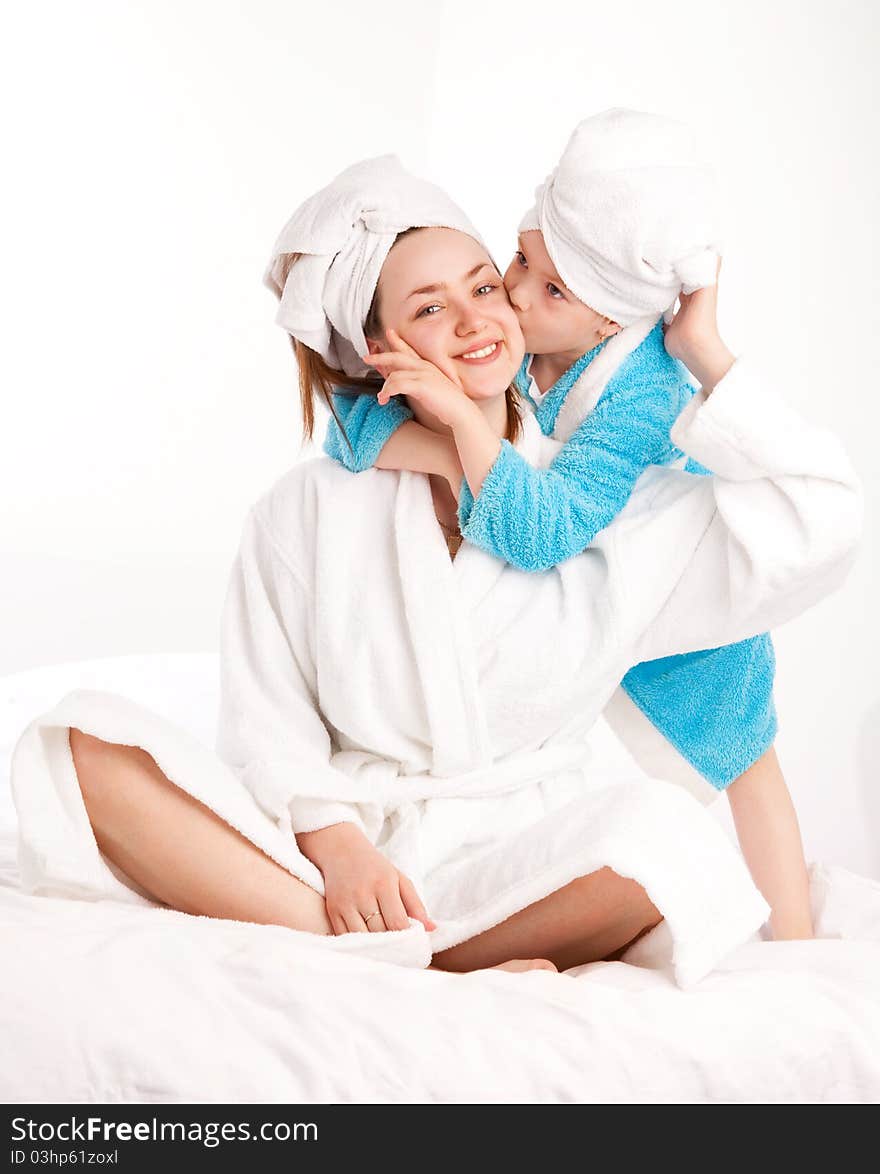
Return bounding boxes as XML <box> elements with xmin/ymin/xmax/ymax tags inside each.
<box><xmin>503</xmin><ymin>230</ymin><xmax>616</xmax><ymax>357</ymax></box>
<box><xmin>369</xmin><ymin>228</ymin><xmax>524</xmax><ymax>400</ymax></box>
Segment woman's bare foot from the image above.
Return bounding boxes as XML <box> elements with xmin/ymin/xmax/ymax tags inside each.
<box><xmin>428</xmin><ymin>958</ymin><xmax>558</xmax><ymax>974</ymax></box>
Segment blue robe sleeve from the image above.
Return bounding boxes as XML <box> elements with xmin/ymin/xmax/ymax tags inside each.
<box><xmin>458</xmin><ymin>362</ymin><xmax>695</xmax><ymax>572</ymax></box>
<box><xmin>323</xmin><ymin>392</ymin><xmax>413</xmax><ymax>473</ymax></box>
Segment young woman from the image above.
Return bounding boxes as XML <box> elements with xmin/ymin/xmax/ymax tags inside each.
<box><xmin>11</xmin><ymin>157</ymin><xmax>861</xmax><ymax>984</ymax></box>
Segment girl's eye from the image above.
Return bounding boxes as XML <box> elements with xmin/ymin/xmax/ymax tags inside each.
<box><xmin>515</xmin><ymin>251</ymin><xmax>527</xmax><ymax>268</ymax></box>
<box><xmin>475</xmin><ymin>283</ymin><xmax>496</xmax><ymax>296</ymax></box>
<box><xmin>416</xmin><ymin>304</ymin><xmax>442</xmax><ymax>318</ymax></box>
<box><xmin>547</xmin><ymin>283</ymin><xmax>565</xmax><ymax>299</ymax></box>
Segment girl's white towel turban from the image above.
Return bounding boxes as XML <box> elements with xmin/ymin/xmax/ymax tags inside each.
<box><xmin>264</xmin><ymin>155</ymin><xmax>483</xmax><ymax>378</ymax></box>
<box><xmin>519</xmin><ymin>109</ymin><xmax>720</xmax><ymax>326</ymax></box>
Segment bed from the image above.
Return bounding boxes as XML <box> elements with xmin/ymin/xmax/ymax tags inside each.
<box><xmin>2</xmin><ymin>654</ymin><xmax>879</xmax><ymax>1103</ymax></box>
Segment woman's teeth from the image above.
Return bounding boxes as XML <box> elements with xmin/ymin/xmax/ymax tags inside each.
<box><xmin>460</xmin><ymin>342</ymin><xmax>498</xmax><ymax>360</ymax></box>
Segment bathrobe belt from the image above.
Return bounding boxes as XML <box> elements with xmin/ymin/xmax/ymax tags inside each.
<box><xmin>290</xmin><ymin>743</ymin><xmax>596</xmax><ymax>809</ymax></box>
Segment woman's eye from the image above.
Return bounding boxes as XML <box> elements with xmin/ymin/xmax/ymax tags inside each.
<box><xmin>547</xmin><ymin>283</ymin><xmax>564</xmax><ymax>299</ymax></box>
<box><xmin>475</xmin><ymin>283</ymin><xmax>496</xmax><ymax>296</ymax></box>
<box><xmin>515</xmin><ymin>251</ymin><xmax>527</xmax><ymax>268</ymax></box>
<box><xmin>416</xmin><ymin>304</ymin><xmax>442</xmax><ymax>318</ymax></box>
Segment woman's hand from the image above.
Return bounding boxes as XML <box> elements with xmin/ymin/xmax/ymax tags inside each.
<box><xmin>364</xmin><ymin>329</ymin><xmax>473</xmax><ymax>430</ymax></box>
<box><xmin>664</xmin><ymin>259</ymin><xmax>735</xmax><ymax>392</ymax></box>
<box><xmin>296</xmin><ymin>822</ymin><xmax>436</xmax><ymax>936</ymax></box>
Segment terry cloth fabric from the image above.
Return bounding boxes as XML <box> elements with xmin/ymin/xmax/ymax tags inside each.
<box><xmin>11</xmin><ymin>360</ymin><xmax>862</xmax><ymax>988</ymax></box>
<box><xmin>519</xmin><ymin>108</ymin><xmax>720</xmax><ymax>325</ymax></box>
<box><xmin>263</xmin><ymin>155</ymin><xmax>484</xmax><ymax>378</ymax></box>
<box><xmin>456</xmin><ymin>323</ymin><xmax>698</xmax><ymax>568</ymax></box>
<box><xmin>324</xmin><ymin>391</ymin><xmax>414</xmax><ymax>473</ymax></box>
<box><xmin>321</xmin><ymin>328</ymin><xmax>778</xmax><ymax>788</ymax></box>
<box><xmin>459</xmin><ymin>327</ymin><xmax>778</xmax><ymax>788</ymax></box>
<box><xmin>518</xmin><ymin>352</ymin><xmax>586</xmax><ymax>409</ymax></box>
<box><xmin>621</xmin><ymin>637</ymin><xmax>778</xmax><ymax>789</ymax></box>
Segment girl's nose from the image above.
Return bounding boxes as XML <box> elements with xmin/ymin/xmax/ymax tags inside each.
<box><xmin>506</xmin><ymin>280</ymin><xmax>529</xmax><ymax>314</ymax></box>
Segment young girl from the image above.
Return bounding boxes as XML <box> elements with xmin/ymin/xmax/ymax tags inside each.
<box><xmin>321</xmin><ymin>111</ymin><xmax>812</xmax><ymax>941</ymax></box>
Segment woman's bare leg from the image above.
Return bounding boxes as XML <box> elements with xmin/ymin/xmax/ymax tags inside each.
<box><xmin>432</xmin><ymin>866</ymin><xmax>663</xmax><ymax>973</ymax></box>
<box><xmin>69</xmin><ymin>729</ymin><xmax>332</xmax><ymax>934</ymax></box>
<box><xmin>69</xmin><ymin>730</ymin><xmax>646</xmax><ymax>975</ymax></box>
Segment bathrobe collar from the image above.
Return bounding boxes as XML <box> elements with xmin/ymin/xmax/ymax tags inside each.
<box><xmin>392</xmin><ymin>411</ymin><xmax>546</xmax><ymax>776</ymax></box>
<box><xmin>515</xmin><ymin>342</ymin><xmax>607</xmax><ymax>430</ymax></box>
<box><xmin>513</xmin><ymin>317</ymin><xmax>658</xmax><ymax>444</ymax></box>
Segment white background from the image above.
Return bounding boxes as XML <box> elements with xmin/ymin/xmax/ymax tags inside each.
<box><xmin>3</xmin><ymin>0</ymin><xmax>878</xmax><ymax>876</ymax></box>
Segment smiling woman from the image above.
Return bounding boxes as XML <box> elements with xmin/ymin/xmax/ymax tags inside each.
<box><xmin>362</xmin><ymin>227</ymin><xmax>524</xmax><ymax>501</ymax></box>
<box><xmin>370</xmin><ymin>235</ymin><xmax>518</xmax><ymax>379</ymax></box>
<box><xmin>11</xmin><ymin>155</ymin><xmax>862</xmax><ymax>988</ymax></box>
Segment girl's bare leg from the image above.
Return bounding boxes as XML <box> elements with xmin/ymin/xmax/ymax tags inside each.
<box><xmin>432</xmin><ymin>866</ymin><xmax>663</xmax><ymax>973</ymax></box>
<box><xmin>69</xmin><ymin>729</ymin><xmax>332</xmax><ymax>934</ymax></box>
<box><xmin>726</xmin><ymin>746</ymin><xmax>813</xmax><ymax>940</ymax></box>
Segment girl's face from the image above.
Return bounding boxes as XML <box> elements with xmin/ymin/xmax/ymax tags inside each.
<box><xmin>503</xmin><ymin>230</ymin><xmax>618</xmax><ymax>357</ymax></box>
<box><xmin>369</xmin><ymin>228</ymin><xmax>524</xmax><ymax>400</ymax></box>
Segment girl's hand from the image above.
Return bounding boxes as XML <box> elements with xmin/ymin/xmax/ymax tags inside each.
<box><xmin>663</xmin><ymin>257</ymin><xmax>722</xmax><ymax>365</ymax></box>
<box><xmin>663</xmin><ymin>259</ymin><xmax>735</xmax><ymax>392</ymax></box>
<box><xmin>298</xmin><ymin>823</ymin><xmax>436</xmax><ymax>936</ymax></box>
<box><xmin>364</xmin><ymin>329</ymin><xmax>473</xmax><ymax>430</ymax></box>
<box><xmin>443</xmin><ymin>449</ymin><xmax>465</xmax><ymax>503</ymax></box>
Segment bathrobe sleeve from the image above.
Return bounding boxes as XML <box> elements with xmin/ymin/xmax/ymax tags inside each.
<box><xmin>323</xmin><ymin>391</ymin><xmax>413</xmax><ymax>473</ymax></box>
<box><xmin>216</xmin><ymin>506</ymin><xmax>383</xmax><ymax>839</ymax></box>
<box><xmin>614</xmin><ymin>359</ymin><xmax>862</xmax><ymax>664</ymax></box>
<box><xmin>457</xmin><ymin>363</ymin><xmax>693</xmax><ymax>572</ymax></box>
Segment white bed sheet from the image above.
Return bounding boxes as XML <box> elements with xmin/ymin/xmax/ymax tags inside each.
<box><xmin>2</xmin><ymin>655</ymin><xmax>879</xmax><ymax>1104</ymax></box>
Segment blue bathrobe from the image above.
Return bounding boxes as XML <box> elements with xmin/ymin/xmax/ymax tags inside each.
<box><xmin>323</xmin><ymin>322</ymin><xmax>777</xmax><ymax>789</ymax></box>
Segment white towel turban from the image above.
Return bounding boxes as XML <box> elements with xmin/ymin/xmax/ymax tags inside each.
<box><xmin>519</xmin><ymin>109</ymin><xmax>720</xmax><ymax>326</ymax></box>
<box><xmin>264</xmin><ymin>155</ymin><xmax>484</xmax><ymax>378</ymax></box>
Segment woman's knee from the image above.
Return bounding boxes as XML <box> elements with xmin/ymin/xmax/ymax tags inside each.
<box><xmin>619</xmin><ymin>874</ymin><xmax>662</xmax><ymax>929</ymax></box>
<box><xmin>68</xmin><ymin>728</ymin><xmax>135</xmax><ymax>809</ymax></box>
<box><xmin>576</xmin><ymin>866</ymin><xmax>662</xmax><ymax>930</ymax></box>
<box><xmin>69</xmin><ymin>728</ymin><xmax>110</xmax><ymax>787</ymax></box>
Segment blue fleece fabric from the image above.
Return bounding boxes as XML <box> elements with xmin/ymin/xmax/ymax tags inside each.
<box><xmin>324</xmin><ymin>392</ymin><xmax>413</xmax><ymax>472</ymax></box>
<box><xmin>457</xmin><ymin>325</ymin><xmax>713</xmax><ymax>563</ymax></box>
<box><xmin>320</xmin><ymin>323</ymin><xmax>776</xmax><ymax>789</ymax></box>
<box><xmin>622</xmin><ymin>637</ymin><xmax>777</xmax><ymax>789</ymax></box>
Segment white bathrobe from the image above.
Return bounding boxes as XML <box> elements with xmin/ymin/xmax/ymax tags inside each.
<box><xmin>11</xmin><ymin>360</ymin><xmax>861</xmax><ymax>987</ymax></box>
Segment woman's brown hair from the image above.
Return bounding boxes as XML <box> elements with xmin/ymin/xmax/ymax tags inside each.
<box><xmin>278</xmin><ymin>233</ymin><xmax>522</xmax><ymax>450</ymax></box>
